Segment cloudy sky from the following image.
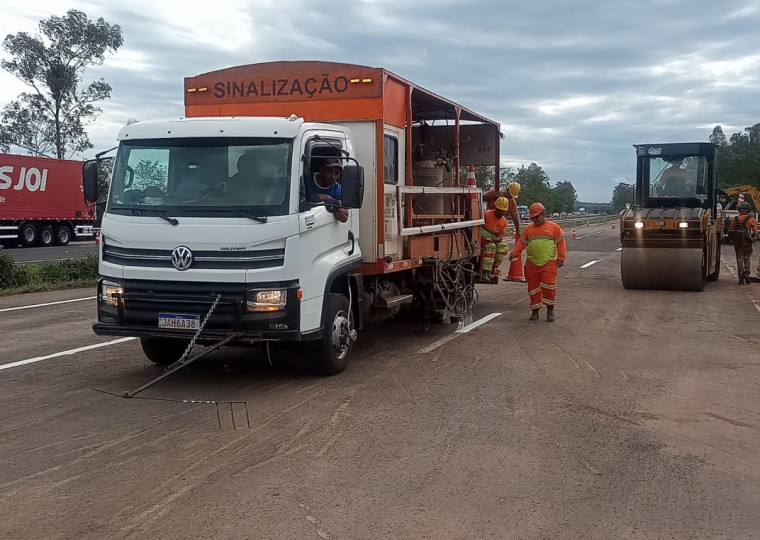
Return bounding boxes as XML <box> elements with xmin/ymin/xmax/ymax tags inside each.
<box><xmin>1</xmin><ymin>0</ymin><xmax>759</xmax><ymax>202</ymax></box>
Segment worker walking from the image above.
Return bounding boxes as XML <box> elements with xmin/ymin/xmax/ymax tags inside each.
<box><xmin>481</xmin><ymin>197</ymin><xmax>511</xmax><ymax>280</ymax></box>
<box><xmin>508</xmin><ymin>202</ymin><xmax>566</xmax><ymax>321</ymax></box>
<box><xmin>728</xmin><ymin>202</ymin><xmax>758</xmax><ymax>284</ymax></box>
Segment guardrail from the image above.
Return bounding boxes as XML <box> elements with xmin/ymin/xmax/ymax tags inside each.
<box><xmin>548</xmin><ymin>214</ymin><xmax>618</xmax><ymax>228</ymax></box>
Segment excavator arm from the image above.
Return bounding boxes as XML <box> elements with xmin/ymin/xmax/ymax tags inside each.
<box><xmin>721</xmin><ymin>185</ymin><xmax>760</xmax><ymax>212</ymax></box>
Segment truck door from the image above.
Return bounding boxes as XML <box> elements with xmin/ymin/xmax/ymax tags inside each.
<box><xmin>297</xmin><ymin>133</ymin><xmax>360</xmax><ymax>306</ymax></box>
<box><xmin>383</xmin><ymin>127</ymin><xmax>404</xmax><ymax>261</ymax></box>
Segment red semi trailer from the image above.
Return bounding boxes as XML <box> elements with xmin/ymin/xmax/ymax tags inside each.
<box><xmin>0</xmin><ymin>153</ymin><xmax>96</xmax><ymax>247</ymax></box>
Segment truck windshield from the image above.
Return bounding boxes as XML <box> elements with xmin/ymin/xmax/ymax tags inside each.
<box><xmin>648</xmin><ymin>155</ymin><xmax>708</xmax><ymax>202</ymax></box>
<box><xmin>107</xmin><ymin>137</ymin><xmax>293</xmax><ymax>217</ymax></box>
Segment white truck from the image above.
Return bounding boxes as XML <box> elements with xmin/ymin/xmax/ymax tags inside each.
<box><xmin>83</xmin><ymin>61</ymin><xmax>502</xmax><ymax>374</ymax></box>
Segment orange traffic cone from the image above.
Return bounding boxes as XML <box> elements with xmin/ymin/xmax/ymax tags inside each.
<box><xmin>586</xmin><ymin>221</ymin><xmax>591</xmax><ymax>226</ymax></box>
<box><xmin>95</xmin><ymin>230</ymin><xmax>100</xmax><ymax>245</ymax></box>
<box><xmin>572</xmin><ymin>227</ymin><xmax>576</xmax><ymax>239</ymax></box>
<box><xmin>466</xmin><ymin>164</ymin><xmax>477</xmax><ymax>199</ymax></box>
<box><xmin>505</xmin><ymin>253</ymin><xmax>526</xmax><ymax>282</ymax></box>
<box><xmin>611</xmin><ymin>223</ymin><xmax>616</xmax><ymax>229</ymax></box>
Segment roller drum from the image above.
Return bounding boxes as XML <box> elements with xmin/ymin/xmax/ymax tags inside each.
<box><xmin>621</xmin><ymin>247</ymin><xmax>704</xmax><ymax>291</ymax></box>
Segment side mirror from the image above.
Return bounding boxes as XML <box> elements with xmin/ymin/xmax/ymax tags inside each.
<box><xmin>82</xmin><ymin>160</ymin><xmax>99</xmax><ymax>203</ymax></box>
<box><xmin>341</xmin><ymin>164</ymin><xmax>364</xmax><ymax>209</ymax></box>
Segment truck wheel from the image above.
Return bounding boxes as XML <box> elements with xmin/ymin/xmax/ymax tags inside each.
<box><xmin>140</xmin><ymin>337</ymin><xmax>191</xmax><ymax>366</ymax></box>
<box><xmin>19</xmin><ymin>223</ymin><xmax>37</xmax><ymax>247</ymax></box>
<box><xmin>38</xmin><ymin>226</ymin><xmax>54</xmax><ymax>247</ymax></box>
<box><xmin>312</xmin><ymin>293</ymin><xmax>354</xmax><ymax>375</ymax></box>
<box><xmin>54</xmin><ymin>225</ymin><xmax>71</xmax><ymax>246</ymax></box>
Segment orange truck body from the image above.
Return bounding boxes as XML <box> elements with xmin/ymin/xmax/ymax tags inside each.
<box><xmin>184</xmin><ymin>61</ymin><xmax>501</xmax><ymax>276</ymax></box>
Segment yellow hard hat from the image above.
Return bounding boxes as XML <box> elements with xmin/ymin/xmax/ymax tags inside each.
<box><xmin>495</xmin><ymin>196</ymin><xmax>510</xmax><ymax>211</ymax></box>
<box><xmin>508</xmin><ymin>182</ymin><xmax>521</xmax><ymax>198</ymax></box>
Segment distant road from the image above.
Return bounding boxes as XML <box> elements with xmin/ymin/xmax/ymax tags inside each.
<box><xmin>3</xmin><ymin>241</ymin><xmax>98</xmax><ymax>264</ymax></box>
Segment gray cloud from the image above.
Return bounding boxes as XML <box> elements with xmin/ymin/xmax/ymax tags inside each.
<box><xmin>2</xmin><ymin>0</ymin><xmax>759</xmax><ymax>201</ymax></box>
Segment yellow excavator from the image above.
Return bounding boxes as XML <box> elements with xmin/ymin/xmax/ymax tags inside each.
<box><xmin>620</xmin><ymin>142</ymin><xmax>722</xmax><ymax>291</ymax></box>
<box><xmin>718</xmin><ymin>185</ymin><xmax>760</xmax><ymax>238</ymax></box>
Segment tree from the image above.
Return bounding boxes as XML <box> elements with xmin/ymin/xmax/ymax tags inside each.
<box><xmin>551</xmin><ymin>181</ymin><xmax>577</xmax><ymax>214</ymax></box>
<box><xmin>710</xmin><ymin>125</ymin><xmax>727</xmax><ymax>147</ymax></box>
<box><xmin>611</xmin><ymin>183</ymin><xmax>634</xmax><ymax>212</ymax></box>
<box><xmin>0</xmin><ymin>10</ymin><xmax>123</xmax><ymax>158</ymax></box>
<box><xmin>133</xmin><ymin>160</ymin><xmax>168</xmax><ymax>189</ymax></box>
<box><xmin>713</xmin><ymin>123</ymin><xmax>760</xmax><ymax>189</ymax></box>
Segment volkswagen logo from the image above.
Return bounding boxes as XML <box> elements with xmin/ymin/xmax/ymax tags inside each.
<box><xmin>171</xmin><ymin>246</ymin><xmax>194</xmax><ymax>271</ymax></box>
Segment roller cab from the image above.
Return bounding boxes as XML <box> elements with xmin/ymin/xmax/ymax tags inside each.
<box><xmin>620</xmin><ymin>143</ymin><xmax>722</xmax><ymax>291</ymax></box>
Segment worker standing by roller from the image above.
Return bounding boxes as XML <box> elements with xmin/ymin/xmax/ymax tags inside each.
<box><xmin>508</xmin><ymin>202</ymin><xmax>566</xmax><ymax>321</ymax></box>
<box><xmin>728</xmin><ymin>202</ymin><xmax>758</xmax><ymax>284</ymax></box>
<box><xmin>480</xmin><ymin>197</ymin><xmax>510</xmax><ymax>280</ymax></box>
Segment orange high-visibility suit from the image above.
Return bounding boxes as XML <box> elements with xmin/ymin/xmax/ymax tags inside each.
<box><xmin>512</xmin><ymin>220</ymin><xmax>566</xmax><ymax>310</ymax></box>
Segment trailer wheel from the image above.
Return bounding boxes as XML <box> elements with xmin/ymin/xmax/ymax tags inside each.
<box><xmin>312</xmin><ymin>293</ymin><xmax>354</xmax><ymax>375</ymax></box>
<box><xmin>38</xmin><ymin>226</ymin><xmax>54</xmax><ymax>247</ymax></box>
<box><xmin>19</xmin><ymin>223</ymin><xmax>37</xmax><ymax>247</ymax></box>
<box><xmin>54</xmin><ymin>225</ymin><xmax>71</xmax><ymax>246</ymax></box>
<box><xmin>140</xmin><ymin>337</ymin><xmax>191</xmax><ymax>366</ymax></box>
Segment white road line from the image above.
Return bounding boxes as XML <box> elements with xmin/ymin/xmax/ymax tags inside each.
<box><xmin>418</xmin><ymin>334</ymin><xmax>458</xmax><ymax>354</ymax></box>
<box><xmin>456</xmin><ymin>312</ymin><xmax>502</xmax><ymax>333</ymax></box>
<box><xmin>0</xmin><ymin>337</ymin><xmax>136</xmax><ymax>371</ymax></box>
<box><xmin>0</xmin><ymin>296</ymin><xmax>96</xmax><ymax>313</ymax></box>
<box><xmin>617</xmin><ymin>247</ymin><xmax>622</xmax><ymax>251</ymax></box>
<box><xmin>580</xmin><ymin>260</ymin><xmax>599</xmax><ymax>269</ymax></box>
<box><xmin>753</xmin><ymin>300</ymin><xmax>760</xmax><ymax>314</ymax></box>
<box><xmin>418</xmin><ymin>312</ymin><xmax>502</xmax><ymax>354</ymax></box>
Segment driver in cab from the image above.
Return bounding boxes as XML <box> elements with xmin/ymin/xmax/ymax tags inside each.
<box><xmin>306</xmin><ymin>158</ymin><xmax>348</xmax><ymax>223</ymax></box>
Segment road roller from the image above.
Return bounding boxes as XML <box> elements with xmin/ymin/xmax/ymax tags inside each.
<box><xmin>620</xmin><ymin>142</ymin><xmax>722</xmax><ymax>291</ymax></box>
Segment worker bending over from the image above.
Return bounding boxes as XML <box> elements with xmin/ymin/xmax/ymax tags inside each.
<box><xmin>728</xmin><ymin>202</ymin><xmax>758</xmax><ymax>284</ymax></box>
<box><xmin>483</xmin><ymin>181</ymin><xmax>521</xmax><ymax>238</ymax></box>
<box><xmin>508</xmin><ymin>202</ymin><xmax>566</xmax><ymax>321</ymax></box>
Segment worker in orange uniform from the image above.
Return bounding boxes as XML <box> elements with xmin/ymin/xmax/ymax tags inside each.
<box><xmin>508</xmin><ymin>202</ymin><xmax>566</xmax><ymax>321</ymax></box>
<box><xmin>483</xmin><ymin>182</ymin><xmax>521</xmax><ymax>238</ymax></box>
<box><xmin>480</xmin><ymin>197</ymin><xmax>511</xmax><ymax>280</ymax></box>
<box><xmin>728</xmin><ymin>202</ymin><xmax>758</xmax><ymax>284</ymax></box>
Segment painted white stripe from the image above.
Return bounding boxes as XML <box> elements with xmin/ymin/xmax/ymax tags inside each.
<box><xmin>617</xmin><ymin>247</ymin><xmax>622</xmax><ymax>251</ymax></box>
<box><xmin>753</xmin><ymin>300</ymin><xmax>760</xmax><ymax>314</ymax></box>
<box><xmin>580</xmin><ymin>260</ymin><xmax>599</xmax><ymax>269</ymax></box>
<box><xmin>418</xmin><ymin>334</ymin><xmax>458</xmax><ymax>354</ymax></box>
<box><xmin>456</xmin><ymin>312</ymin><xmax>502</xmax><ymax>333</ymax></box>
<box><xmin>418</xmin><ymin>312</ymin><xmax>502</xmax><ymax>353</ymax></box>
<box><xmin>0</xmin><ymin>337</ymin><xmax>136</xmax><ymax>371</ymax></box>
<box><xmin>0</xmin><ymin>296</ymin><xmax>96</xmax><ymax>313</ymax></box>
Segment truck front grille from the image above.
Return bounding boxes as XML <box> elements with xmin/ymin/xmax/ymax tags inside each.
<box><xmin>103</xmin><ymin>244</ymin><xmax>285</xmax><ymax>270</ymax></box>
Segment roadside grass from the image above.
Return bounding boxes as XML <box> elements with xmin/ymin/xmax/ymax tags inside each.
<box><xmin>0</xmin><ymin>249</ymin><xmax>98</xmax><ymax>296</ymax></box>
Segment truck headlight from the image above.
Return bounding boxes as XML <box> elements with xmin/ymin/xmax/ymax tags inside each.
<box><xmin>100</xmin><ymin>280</ymin><xmax>123</xmax><ymax>307</ymax></box>
<box><xmin>246</xmin><ymin>289</ymin><xmax>287</xmax><ymax>312</ymax></box>
<box><xmin>678</xmin><ymin>222</ymin><xmax>689</xmax><ymax>228</ymax></box>
<box><xmin>634</xmin><ymin>221</ymin><xmax>644</xmax><ymax>229</ymax></box>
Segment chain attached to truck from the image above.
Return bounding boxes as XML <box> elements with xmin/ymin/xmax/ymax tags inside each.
<box><xmin>122</xmin><ymin>294</ymin><xmax>241</xmax><ymax>399</ymax></box>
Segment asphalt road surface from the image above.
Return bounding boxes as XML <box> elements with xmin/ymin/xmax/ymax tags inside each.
<box><xmin>1</xmin><ymin>223</ymin><xmax>759</xmax><ymax>539</ymax></box>
<box><xmin>3</xmin><ymin>241</ymin><xmax>98</xmax><ymax>264</ymax></box>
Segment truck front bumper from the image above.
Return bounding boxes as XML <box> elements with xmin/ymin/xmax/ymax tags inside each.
<box><xmin>94</xmin><ymin>278</ymin><xmax>305</xmax><ymax>343</ymax></box>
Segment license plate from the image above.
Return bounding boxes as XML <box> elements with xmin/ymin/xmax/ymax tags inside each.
<box><xmin>158</xmin><ymin>313</ymin><xmax>200</xmax><ymax>330</ymax></box>
<box><xmin>657</xmin><ymin>221</ymin><xmax>665</xmax><ymax>226</ymax></box>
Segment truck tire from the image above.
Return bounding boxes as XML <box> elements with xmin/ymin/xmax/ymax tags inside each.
<box><xmin>19</xmin><ymin>223</ymin><xmax>37</xmax><ymax>247</ymax></box>
<box><xmin>38</xmin><ymin>226</ymin><xmax>54</xmax><ymax>247</ymax></box>
<box><xmin>140</xmin><ymin>337</ymin><xmax>191</xmax><ymax>366</ymax></box>
<box><xmin>311</xmin><ymin>293</ymin><xmax>354</xmax><ymax>375</ymax></box>
<box><xmin>54</xmin><ymin>225</ymin><xmax>71</xmax><ymax>246</ymax></box>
